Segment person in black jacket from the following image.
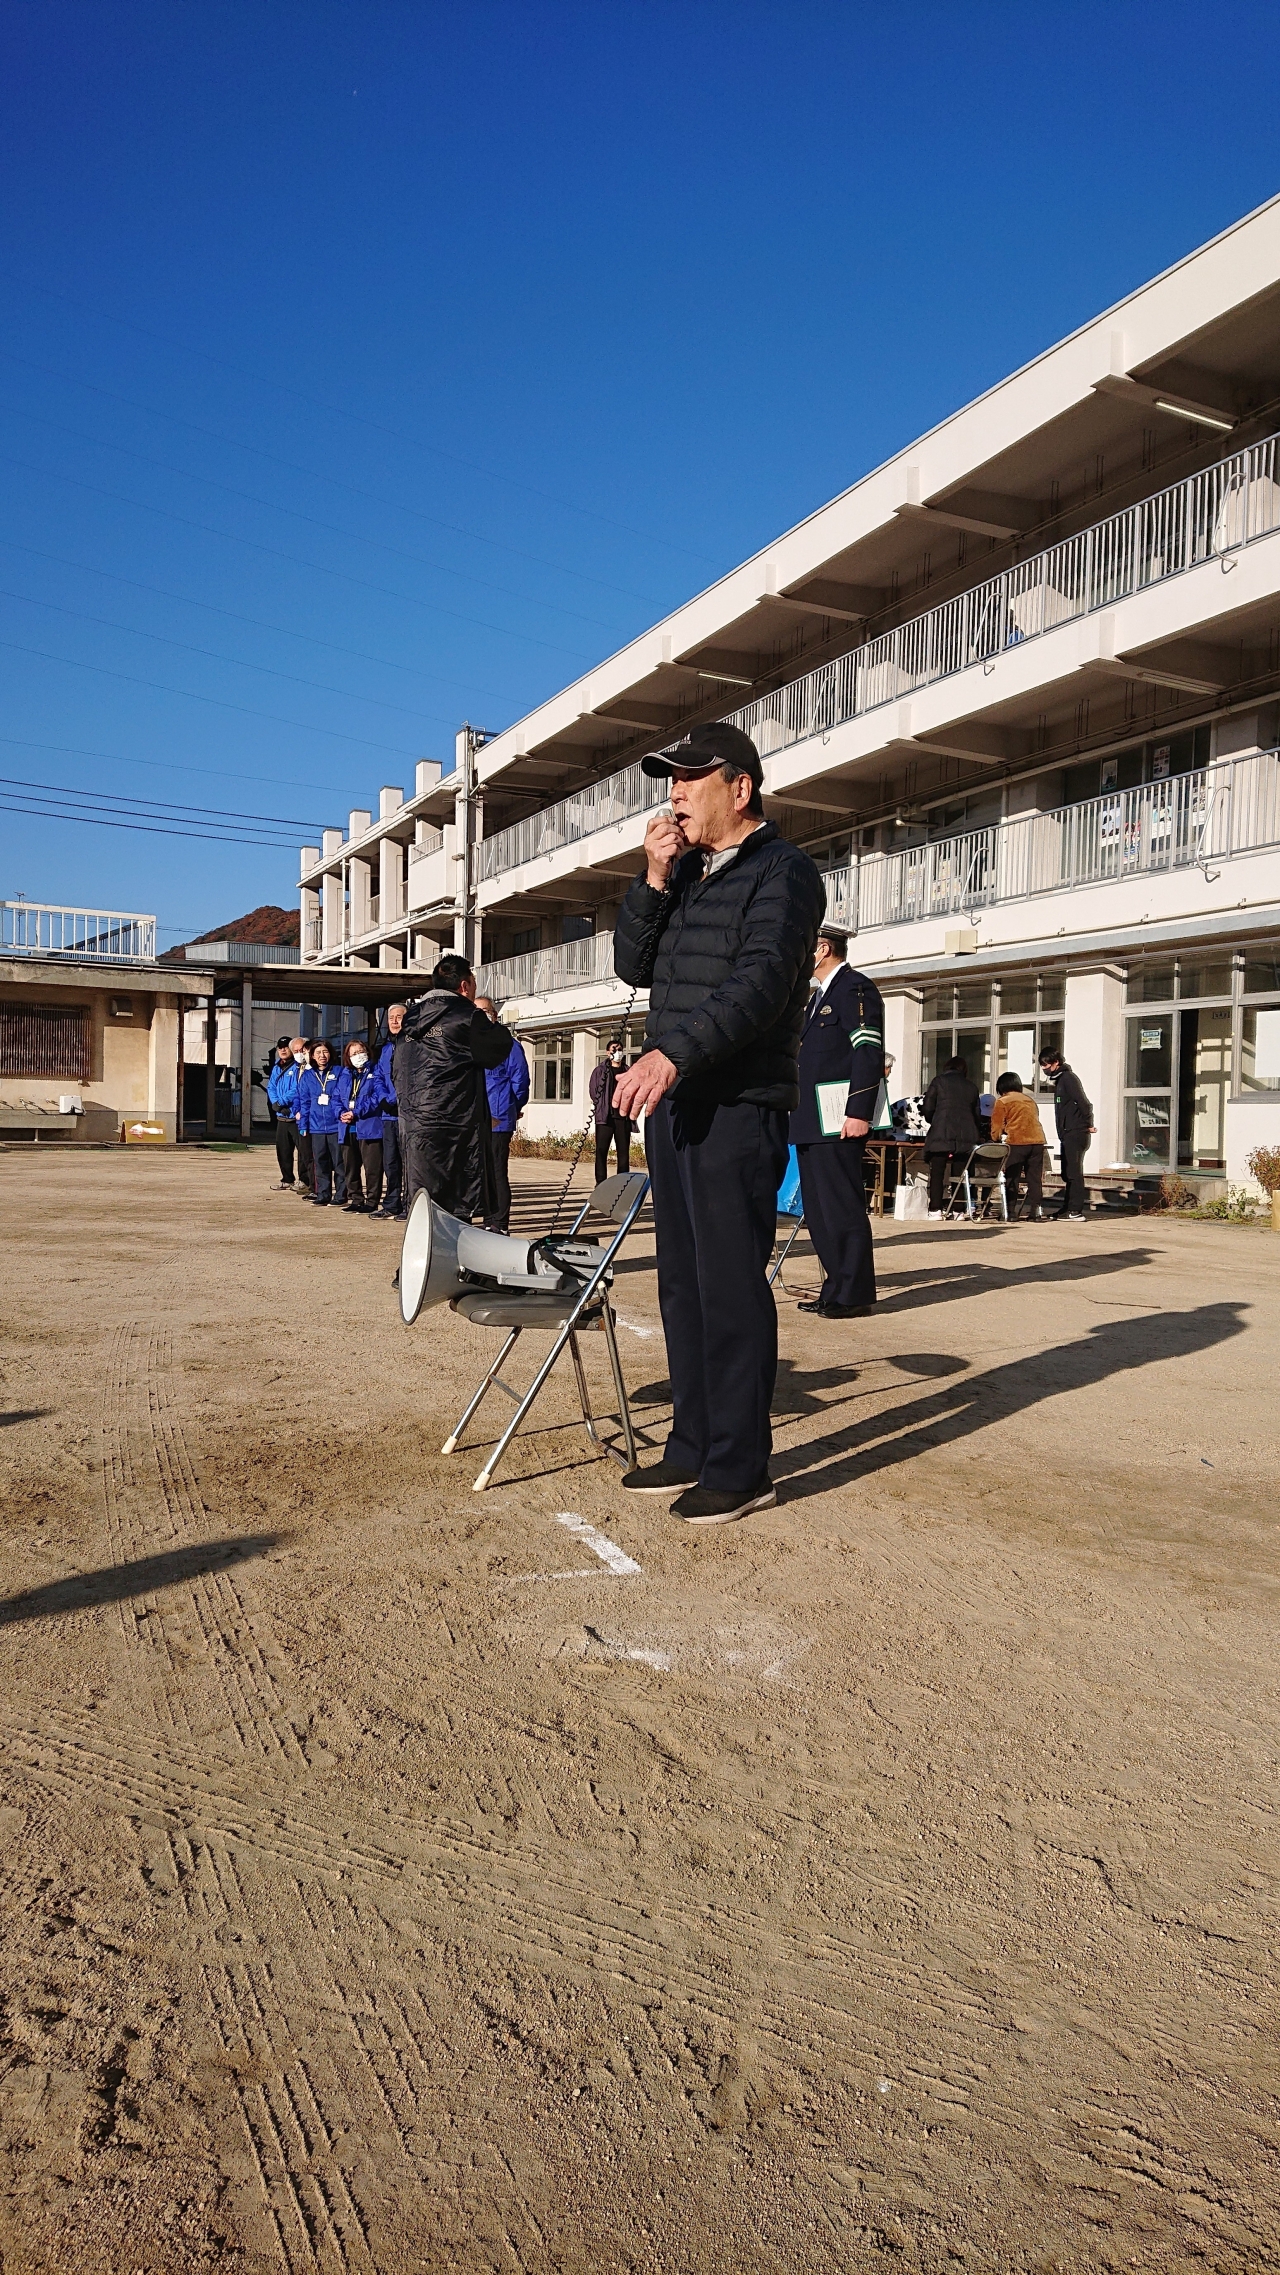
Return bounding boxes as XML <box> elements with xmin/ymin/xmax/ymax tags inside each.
<box><xmin>790</xmin><ymin>927</ymin><xmax>884</xmax><ymax>1316</ymax></box>
<box><xmin>393</xmin><ymin>955</ymin><xmax>515</xmax><ymax>1220</ymax></box>
<box><xmin>922</xmin><ymin>1056</ymin><xmax>982</xmax><ymax>1216</ymax></box>
<box><xmin>1038</xmin><ymin>1046</ymin><xmax>1094</xmax><ymax>1220</ymax></box>
<box><xmin>588</xmin><ymin>1038</ymin><xmax>634</xmax><ymax>1185</ymax></box>
<box><xmin>612</xmin><ymin>720</ymin><xmax>825</xmax><ymax>1527</ymax></box>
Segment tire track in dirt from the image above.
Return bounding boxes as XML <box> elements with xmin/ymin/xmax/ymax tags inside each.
<box><xmin>88</xmin><ymin>1314</ymin><xmax>578</xmax><ymax>2268</ymax></box>
<box><xmin>93</xmin><ymin>1321</ymin><xmax>395</xmax><ymax>2269</ymax></box>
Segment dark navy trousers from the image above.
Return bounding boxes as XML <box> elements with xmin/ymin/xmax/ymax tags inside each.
<box><xmin>646</xmin><ymin>1096</ymin><xmax>790</xmax><ymax>1494</ymax></box>
<box><xmin>796</xmin><ymin>1138</ymin><xmax>876</xmax><ymax>1309</ymax></box>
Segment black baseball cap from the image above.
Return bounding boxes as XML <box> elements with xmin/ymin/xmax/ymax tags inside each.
<box><xmin>641</xmin><ymin>719</ymin><xmax>762</xmax><ymax>785</ymax></box>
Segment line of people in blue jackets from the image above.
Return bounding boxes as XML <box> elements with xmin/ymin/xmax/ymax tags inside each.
<box><xmin>265</xmin><ymin>1013</ymin><xmax>406</xmax><ymax>1215</ymax></box>
<box><xmin>263</xmin><ymin>998</ymin><xmax>533</xmax><ymax>1226</ymax></box>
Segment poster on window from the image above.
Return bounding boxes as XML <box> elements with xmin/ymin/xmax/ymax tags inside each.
<box><xmin>1254</xmin><ymin>1008</ymin><xmax>1280</xmax><ymax>1080</ymax></box>
<box><xmin>1003</xmin><ymin>1028</ymin><xmax>1035</xmax><ymax>1083</ymax></box>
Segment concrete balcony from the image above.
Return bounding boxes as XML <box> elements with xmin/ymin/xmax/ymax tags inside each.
<box><xmin>476</xmin><ymin>928</ymin><xmax>638</xmax><ymax>1028</ymax></box>
<box><xmin>407</xmin><ymin>831</ymin><xmax>456</xmax><ymax>916</ymax></box>
<box><xmin>476</xmin><ymin>427</ymin><xmax>1280</xmax><ymax>919</ymax></box>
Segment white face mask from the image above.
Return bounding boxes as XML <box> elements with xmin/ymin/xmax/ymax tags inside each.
<box><xmin>351</xmin><ymin>1053</ymin><xmax>367</xmax><ymax>1069</ymax></box>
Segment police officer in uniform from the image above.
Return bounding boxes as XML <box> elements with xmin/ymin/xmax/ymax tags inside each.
<box><xmin>790</xmin><ymin>925</ymin><xmax>884</xmax><ymax>1317</ymax></box>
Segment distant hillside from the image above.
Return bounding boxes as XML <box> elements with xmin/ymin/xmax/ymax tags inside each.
<box><xmin>161</xmin><ymin>905</ymin><xmax>300</xmax><ymax>960</ymax></box>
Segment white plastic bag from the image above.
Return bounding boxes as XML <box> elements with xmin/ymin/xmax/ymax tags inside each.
<box><xmin>894</xmin><ymin>1173</ymin><xmax>929</xmax><ymax>1222</ymax></box>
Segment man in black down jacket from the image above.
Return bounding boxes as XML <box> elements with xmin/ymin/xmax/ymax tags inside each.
<box><xmin>394</xmin><ymin>954</ymin><xmax>515</xmax><ymax>1220</ymax></box>
<box><xmin>1038</xmin><ymin>1045</ymin><xmax>1095</xmax><ymax>1220</ymax></box>
<box><xmin>613</xmin><ymin>721</ymin><xmax>825</xmax><ymax>1526</ymax></box>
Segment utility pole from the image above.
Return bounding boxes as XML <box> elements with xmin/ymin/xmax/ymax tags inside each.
<box><xmin>453</xmin><ymin>723</ymin><xmax>489</xmax><ymax>966</ymax></box>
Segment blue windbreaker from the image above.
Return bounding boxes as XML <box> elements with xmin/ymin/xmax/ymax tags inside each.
<box><xmin>366</xmin><ymin>1036</ymin><xmax>399</xmax><ymax>1128</ymax></box>
<box><xmin>297</xmin><ymin>1064</ymin><xmax>344</xmax><ymax>1137</ymax></box>
<box><xmin>485</xmin><ymin>1039</ymin><xmax>531</xmax><ymax>1133</ymax></box>
<box><xmin>334</xmin><ymin>1061</ymin><xmax>389</xmax><ymax>1141</ymax></box>
<box><xmin>266</xmin><ymin>1062</ymin><xmax>299</xmax><ymax>1116</ymax></box>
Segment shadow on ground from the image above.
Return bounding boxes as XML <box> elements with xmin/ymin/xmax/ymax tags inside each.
<box><xmin>0</xmin><ymin>1534</ymin><xmax>283</xmax><ymax>1624</ymax></box>
<box><xmin>772</xmin><ymin>1301</ymin><xmax>1247</xmax><ymax>1500</ymax></box>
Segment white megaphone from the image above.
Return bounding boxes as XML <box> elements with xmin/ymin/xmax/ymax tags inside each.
<box><xmin>398</xmin><ymin>1190</ymin><xmax>610</xmax><ymax>1327</ymax></box>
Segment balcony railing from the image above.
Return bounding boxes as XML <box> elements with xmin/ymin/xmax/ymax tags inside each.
<box><xmin>825</xmin><ymin>746</ymin><xmax>1280</xmax><ymax>933</ymax></box>
<box><xmin>477</xmin><ymin>928</ymin><xmax>623</xmax><ymax>1003</ymax></box>
<box><xmin>1</xmin><ymin>900</ymin><xmax>156</xmax><ymax>961</ymax></box>
<box><xmin>474</xmin><ymin>748</ymin><xmax>1280</xmax><ymax>1002</ymax></box>
<box><xmin>480</xmin><ymin>427</ymin><xmax>1280</xmax><ymax>889</ymax></box>
<box><xmin>480</xmin><ymin>761</ymin><xmax>664</xmax><ymax>883</ymax></box>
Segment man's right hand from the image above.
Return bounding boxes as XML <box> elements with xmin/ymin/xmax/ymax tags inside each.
<box><xmin>643</xmin><ymin>810</ymin><xmax>688</xmax><ymax>891</ymax></box>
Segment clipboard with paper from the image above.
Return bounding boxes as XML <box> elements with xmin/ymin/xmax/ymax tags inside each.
<box><xmin>815</xmin><ymin>1081</ymin><xmax>850</xmax><ymax>1136</ymax></box>
<box><xmin>816</xmin><ymin>1075</ymin><xmax>894</xmax><ymax>1135</ymax></box>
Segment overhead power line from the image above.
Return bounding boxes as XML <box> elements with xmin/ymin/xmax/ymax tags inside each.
<box><xmin>0</xmin><ymin>452</ymin><xmax>594</xmax><ymax>666</ymax></box>
<box><xmin>0</xmin><ymin>796</ymin><xmax>305</xmax><ymax>849</ymax></box>
<box><xmin>0</xmin><ymin>770</ymin><xmax>319</xmax><ymax>829</ymax></box>
<box><xmin>0</xmin><ymin>348</ymin><xmax>674</xmax><ymax>610</ymax></box>
<box><xmin>1</xmin><ymin>271</ymin><xmax>723</xmax><ymax>567</ymax></box>
<box><xmin>0</xmin><ymin>731</ymin><xmax>385</xmax><ymax>802</ymax></box>
<box><xmin>0</xmin><ymin>536</ymin><xmax>520</xmax><ymax>707</ymax></box>
<box><xmin>0</xmin><ymin>635</ymin><xmax>425</xmax><ymax>756</ymax></box>
<box><xmin>0</xmin><ymin>584</ymin><xmax>442</xmax><ymax>721</ymax></box>
<box><xmin>3</xmin><ymin>400</ymin><xmax>632</xmax><ymax>636</ymax></box>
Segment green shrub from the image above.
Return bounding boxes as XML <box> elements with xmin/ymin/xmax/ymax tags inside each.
<box><xmin>1192</xmin><ymin>1185</ymin><xmax>1263</xmax><ymax>1222</ymax></box>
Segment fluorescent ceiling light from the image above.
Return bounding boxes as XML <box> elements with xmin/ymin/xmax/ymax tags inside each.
<box><xmin>696</xmin><ymin>669</ymin><xmax>753</xmax><ymax>688</ymax></box>
<box><xmin>1153</xmin><ymin>400</ymin><xmax>1234</xmax><ymax>433</ymax></box>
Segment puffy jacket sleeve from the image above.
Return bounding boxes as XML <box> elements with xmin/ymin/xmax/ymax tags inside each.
<box><xmin>510</xmin><ymin>1041</ymin><xmax>530</xmax><ymax>1109</ymax></box>
<box><xmin>658</xmin><ymin>849</ymin><xmax>826</xmax><ymax>1083</ymax></box>
<box><xmin>469</xmin><ymin>1011</ymin><xmax>515</xmax><ymax>1070</ymax></box>
<box><xmin>922</xmin><ymin>1078</ymin><xmax>939</xmax><ymax>1125</ymax></box>
<box><xmin>990</xmin><ymin>1096</ymin><xmax>1008</xmax><ymax>1143</ymax></box>
<box><xmin>296</xmin><ymin>1069</ymin><xmax>315</xmax><ymax>1135</ymax></box>
<box><xmin>333</xmin><ymin>1067</ymin><xmax>354</xmax><ymax>1120</ymax></box>
<box><xmin>614</xmin><ymin>874</ymin><xmax>677</xmax><ymax>988</ymax></box>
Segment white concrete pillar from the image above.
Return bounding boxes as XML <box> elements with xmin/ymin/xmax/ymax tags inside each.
<box><xmin>1064</xmin><ymin>965</ymin><xmax>1125</xmax><ymax>1169</ymax></box>
<box><xmin>349</xmin><ymin>855</ymin><xmax>372</xmax><ymax>940</ymax></box>
<box><xmin>881</xmin><ymin>988</ymin><xmax>922</xmax><ymax>1095</ymax></box>
<box><xmin>300</xmin><ymin>885</ymin><xmax>320</xmax><ymax>960</ymax></box>
<box><xmin>379</xmin><ymin>836</ymin><xmax>402</xmax><ymax>929</ymax></box>
<box><xmin>148</xmin><ymin>997</ymin><xmax>179</xmax><ymax>1140</ymax></box>
<box><xmin>240</xmin><ymin>976</ymin><xmax>254</xmax><ymax>1140</ymax></box>
<box><xmin>571</xmin><ymin>1029</ymin><xmax>593</xmax><ymax>1117</ymax></box>
<box><xmin>321</xmin><ymin>871</ymin><xmax>343</xmax><ymax>954</ymax></box>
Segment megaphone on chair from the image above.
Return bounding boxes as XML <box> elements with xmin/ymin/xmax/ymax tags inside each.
<box><xmin>398</xmin><ymin>1188</ymin><xmax>626</xmax><ymax>1328</ymax></box>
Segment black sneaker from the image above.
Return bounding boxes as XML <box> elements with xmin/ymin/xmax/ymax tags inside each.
<box><xmin>620</xmin><ymin>1460</ymin><xmax>700</xmax><ymax>1496</ymax></box>
<box><xmin>671</xmin><ymin>1480</ymin><xmax>777</xmax><ymax>1526</ymax></box>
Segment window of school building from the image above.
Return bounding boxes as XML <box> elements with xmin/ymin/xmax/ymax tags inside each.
<box><xmin>534</xmin><ymin>1031</ymin><xmax>574</xmax><ymax>1103</ymax></box>
<box><xmin>1122</xmin><ymin>948</ymin><xmax>1280</xmax><ymax>1171</ymax></box>
<box><xmin>918</xmin><ymin>976</ymin><xmax>1064</xmax><ymax>1097</ymax></box>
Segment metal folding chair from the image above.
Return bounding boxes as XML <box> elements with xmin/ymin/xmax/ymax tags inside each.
<box><xmin>441</xmin><ymin>1171</ymin><xmax>651</xmax><ymax>1492</ymax></box>
<box><xmin>943</xmin><ymin>1141</ymin><xmax>1010</xmax><ymax>1222</ymax></box>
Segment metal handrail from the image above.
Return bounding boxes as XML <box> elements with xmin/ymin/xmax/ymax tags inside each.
<box><xmin>480</xmin><ymin>426</ymin><xmax>1280</xmax><ymax>887</ymax></box>
<box><xmin>478</xmin><ymin>746</ymin><xmax>1280</xmax><ymax>996</ymax></box>
<box><xmin>837</xmin><ymin>745</ymin><xmax>1280</xmax><ymax>933</ymax></box>
<box><xmin>477</xmin><ymin>928</ymin><xmax>623</xmax><ymax>1001</ymax></box>
<box><xmin>1</xmin><ymin>900</ymin><xmax>157</xmax><ymax>961</ymax></box>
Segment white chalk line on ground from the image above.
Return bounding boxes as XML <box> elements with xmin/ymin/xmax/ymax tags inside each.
<box><xmin>490</xmin><ymin>1512</ymin><xmax>645</xmax><ymax>1588</ymax></box>
<box><xmin>556</xmin><ymin>1512</ymin><xmax>643</xmax><ymax>1576</ymax></box>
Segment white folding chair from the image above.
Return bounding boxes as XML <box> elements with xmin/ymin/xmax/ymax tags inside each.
<box><xmin>442</xmin><ymin>1172</ymin><xmax>651</xmax><ymax>1492</ymax></box>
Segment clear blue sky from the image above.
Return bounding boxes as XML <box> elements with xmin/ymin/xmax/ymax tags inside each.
<box><xmin>3</xmin><ymin>1</ymin><xmax>1278</xmax><ymax>944</ymax></box>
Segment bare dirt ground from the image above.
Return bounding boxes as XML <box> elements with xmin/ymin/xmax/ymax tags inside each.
<box><xmin>0</xmin><ymin>1146</ymin><xmax>1278</xmax><ymax>2274</ymax></box>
